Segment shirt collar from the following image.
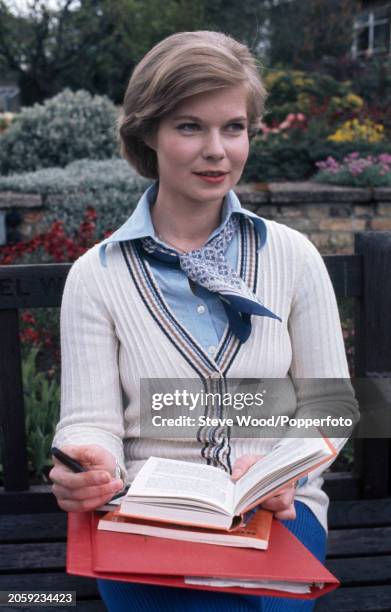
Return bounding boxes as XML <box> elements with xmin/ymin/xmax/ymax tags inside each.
<box><xmin>99</xmin><ymin>180</ymin><xmax>267</xmax><ymax>267</ymax></box>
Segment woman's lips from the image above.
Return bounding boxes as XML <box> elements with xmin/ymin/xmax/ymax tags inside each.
<box><xmin>193</xmin><ymin>173</ymin><xmax>228</xmax><ymax>184</ymax></box>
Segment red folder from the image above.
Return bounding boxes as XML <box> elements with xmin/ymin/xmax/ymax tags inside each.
<box><xmin>67</xmin><ymin>512</ymin><xmax>338</xmax><ymax>600</ymax></box>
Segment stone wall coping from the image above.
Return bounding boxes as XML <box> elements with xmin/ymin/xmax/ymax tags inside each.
<box><xmin>0</xmin><ymin>192</ymin><xmax>43</xmax><ymax>208</ymax></box>
<box><xmin>235</xmin><ymin>182</ymin><xmax>391</xmax><ymax>204</ymax></box>
<box><xmin>0</xmin><ymin>182</ymin><xmax>391</xmax><ymax>209</ymax></box>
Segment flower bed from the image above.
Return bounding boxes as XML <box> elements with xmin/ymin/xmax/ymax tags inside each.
<box><xmin>313</xmin><ymin>153</ymin><xmax>391</xmax><ymax>187</ymax></box>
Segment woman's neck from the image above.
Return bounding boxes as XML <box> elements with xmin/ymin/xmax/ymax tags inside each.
<box><xmin>150</xmin><ymin>187</ymin><xmax>225</xmax><ymax>252</ymax></box>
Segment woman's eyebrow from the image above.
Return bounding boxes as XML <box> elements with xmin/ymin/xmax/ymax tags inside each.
<box><xmin>171</xmin><ymin>114</ymin><xmax>247</xmax><ymax>122</ymax></box>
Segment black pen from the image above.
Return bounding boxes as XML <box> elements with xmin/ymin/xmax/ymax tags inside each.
<box><xmin>50</xmin><ymin>446</ymin><xmax>129</xmax><ymax>501</ymax></box>
<box><xmin>51</xmin><ymin>446</ymin><xmax>88</xmax><ymax>472</ymax></box>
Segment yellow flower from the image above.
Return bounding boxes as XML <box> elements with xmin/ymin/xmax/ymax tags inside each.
<box><xmin>327</xmin><ymin>118</ymin><xmax>384</xmax><ymax>143</ymax></box>
<box><xmin>345</xmin><ymin>94</ymin><xmax>364</xmax><ymax>108</ymax></box>
<box><xmin>264</xmin><ymin>70</ymin><xmax>286</xmax><ymax>89</ymax></box>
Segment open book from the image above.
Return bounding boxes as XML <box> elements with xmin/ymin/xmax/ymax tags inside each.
<box><xmin>98</xmin><ymin>508</ymin><xmax>272</xmax><ymax>550</ymax></box>
<box><xmin>118</xmin><ymin>436</ymin><xmax>336</xmax><ymax>530</ymax></box>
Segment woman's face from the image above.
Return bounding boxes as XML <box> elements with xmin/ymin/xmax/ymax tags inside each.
<box><xmin>148</xmin><ymin>84</ymin><xmax>250</xmax><ymax>207</ymax></box>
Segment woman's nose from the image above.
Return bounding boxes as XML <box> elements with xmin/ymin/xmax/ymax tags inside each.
<box><xmin>202</xmin><ymin>130</ymin><xmax>225</xmax><ymax>159</ymax></box>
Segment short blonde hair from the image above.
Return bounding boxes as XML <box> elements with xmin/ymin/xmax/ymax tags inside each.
<box><xmin>119</xmin><ymin>30</ymin><xmax>267</xmax><ymax>179</ymax></box>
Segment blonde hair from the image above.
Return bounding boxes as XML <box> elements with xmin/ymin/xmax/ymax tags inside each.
<box><xmin>119</xmin><ymin>30</ymin><xmax>267</xmax><ymax>179</ymax></box>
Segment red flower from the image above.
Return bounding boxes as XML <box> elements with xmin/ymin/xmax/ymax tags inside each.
<box><xmin>21</xmin><ymin>311</ymin><xmax>36</xmax><ymax>325</ymax></box>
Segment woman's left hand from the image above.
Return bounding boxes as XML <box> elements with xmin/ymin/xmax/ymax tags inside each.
<box><xmin>231</xmin><ymin>454</ymin><xmax>297</xmax><ymax>520</ymax></box>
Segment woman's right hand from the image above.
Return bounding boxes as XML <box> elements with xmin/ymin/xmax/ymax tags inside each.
<box><xmin>49</xmin><ymin>444</ymin><xmax>124</xmax><ymax>512</ymax></box>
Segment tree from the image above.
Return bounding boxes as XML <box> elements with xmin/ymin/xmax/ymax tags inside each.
<box><xmin>0</xmin><ymin>0</ymin><xmax>204</xmax><ymax>105</ymax></box>
<box><xmin>268</xmin><ymin>0</ymin><xmax>362</xmax><ymax>71</ymax></box>
<box><xmin>202</xmin><ymin>0</ymin><xmax>270</xmax><ymax>53</ymax></box>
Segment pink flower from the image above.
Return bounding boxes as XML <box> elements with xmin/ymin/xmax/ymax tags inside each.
<box><xmin>279</xmin><ymin>120</ymin><xmax>290</xmax><ymax>130</ymax></box>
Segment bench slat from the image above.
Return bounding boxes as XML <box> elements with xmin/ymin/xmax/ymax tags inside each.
<box><xmin>0</xmin><ymin>513</ymin><xmax>66</xmax><ymax>542</ymax></box>
<box><xmin>0</xmin><ymin>573</ymin><xmax>98</xmax><ymax>598</ymax></box>
<box><xmin>326</xmin><ymin>556</ymin><xmax>391</xmax><ymax>585</ymax></box>
<box><xmin>0</xmin><ymin>543</ymin><xmax>65</xmax><ymax>570</ymax></box>
<box><xmin>328</xmin><ymin>499</ymin><xmax>391</xmax><ymax>529</ymax></box>
<box><xmin>315</xmin><ymin>585</ymin><xmax>391</xmax><ymax>611</ymax></box>
<box><xmin>327</xmin><ymin>526</ymin><xmax>391</xmax><ymax>556</ymax></box>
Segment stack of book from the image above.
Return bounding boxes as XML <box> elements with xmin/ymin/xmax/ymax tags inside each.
<box><xmin>67</xmin><ymin>436</ymin><xmax>339</xmax><ymax>599</ymax></box>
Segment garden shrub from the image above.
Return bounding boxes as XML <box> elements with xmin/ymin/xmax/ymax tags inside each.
<box><xmin>0</xmin><ymin>89</ymin><xmax>120</xmax><ymax>175</ymax></box>
<box><xmin>263</xmin><ymin>69</ymin><xmax>357</xmax><ymax>125</ymax></box>
<box><xmin>0</xmin><ymin>158</ymin><xmax>150</xmax><ymax>239</ymax></box>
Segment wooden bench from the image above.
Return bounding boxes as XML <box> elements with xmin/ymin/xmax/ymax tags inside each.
<box><xmin>1</xmin><ymin>231</ymin><xmax>391</xmax><ymax>611</ymax></box>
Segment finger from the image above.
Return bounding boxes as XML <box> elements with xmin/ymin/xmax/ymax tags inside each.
<box><xmin>49</xmin><ymin>466</ymin><xmax>113</xmax><ymax>489</ymax></box>
<box><xmin>52</xmin><ymin>479</ymin><xmax>123</xmax><ymax>502</ymax></box>
<box><xmin>231</xmin><ymin>454</ymin><xmax>264</xmax><ymax>480</ymax></box>
<box><xmin>275</xmin><ymin>504</ymin><xmax>296</xmax><ymax>521</ymax></box>
<box><xmin>56</xmin><ymin>492</ymin><xmax>117</xmax><ymax>513</ymax></box>
<box><xmin>272</xmin><ymin>483</ymin><xmax>296</xmax><ymax>496</ymax></box>
<box><xmin>52</xmin><ymin>445</ymin><xmax>109</xmax><ymax>470</ymax></box>
<box><xmin>261</xmin><ymin>490</ymin><xmax>295</xmax><ymax>512</ymax></box>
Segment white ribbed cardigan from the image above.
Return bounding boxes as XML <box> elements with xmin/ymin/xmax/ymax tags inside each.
<box><xmin>53</xmin><ymin>217</ymin><xmax>358</xmax><ymax>533</ymax></box>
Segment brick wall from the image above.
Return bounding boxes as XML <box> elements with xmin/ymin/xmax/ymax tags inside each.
<box><xmin>237</xmin><ymin>182</ymin><xmax>391</xmax><ymax>253</ymax></box>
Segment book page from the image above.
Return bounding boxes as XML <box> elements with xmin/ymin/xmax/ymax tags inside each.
<box><xmin>185</xmin><ymin>577</ymin><xmax>318</xmax><ymax>593</ymax></box>
<box><xmin>233</xmin><ymin>437</ymin><xmax>332</xmax><ymax>512</ymax></box>
<box><xmin>128</xmin><ymin>457</ymin><xmax>235</xmax><ymax>513</ymax></box>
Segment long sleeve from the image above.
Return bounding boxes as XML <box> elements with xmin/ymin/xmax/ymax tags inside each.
<box><xmin>275</xmin><ymin>235</ymin><xmax>360</xmax><ymax>480</ymax></box>
<box><xmin>52</xmin><ymin>255</ymin><xmax>126</xmax><ymax>472</ymax></box>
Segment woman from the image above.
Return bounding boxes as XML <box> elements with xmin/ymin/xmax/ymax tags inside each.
<box><xmin>51</xmin><ymin>30</ymin><xmax>358</xmax><ymax>611</ymax></box>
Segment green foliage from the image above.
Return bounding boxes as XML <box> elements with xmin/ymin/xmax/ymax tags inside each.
<box><xmin>0</xmin><ymin>0</ymin><xmax>204</xmax><ymax>105</ymax></box>
<box><xmin>314</xmin><ymin>165</ymin><xmax>391</xmax><ymax>188</ymax></box>
<box><xmin>312</xmin><ymin>166</ymin><xmax>391</xmax><ymax>187</ymax></box>
<box><xmin>22</xmin><ymin>347</ymin><xmax>60</xmax><ymax>481</ymax></box>
<box><xmin>0</xmin><ymin>158</ymin><xmax>140</xmax><ymax>193</ymax></box>
<box><xmin>242</xmin><ymin>137</ymin><xmax>391</xmax><ymax>183</ymax></box>
<box><xmin>349</xmin><ymin>56</ymin><xmax>391</xmax><ymax>108</ymax></box>
<box><xmin>332</xmin><ymin>439</ymin><xmax>354</xmax><ymax>471</ymax></box>
<box><xmin>263</xmin><ymin>69</ymin><xmax>360</xmax><ymax>125</ymax></box>
<box><xmin>268</xmin><ymin>0</ymin><xmax>358</xmax><ymax>70</ymax></box>
<box><xmin>0</xmin><ymin>159</ymin><xmax>150</xmax><ymax>248</ymax></box>
<box><xmin>202</xmin><ymin>0</ymin><xmax>269</xmax><ymax>50</ymax></box>
<box><xmin>0</xmin><ymin>89</ymin><xmax>119</xmax><ymax>175</ymax></box>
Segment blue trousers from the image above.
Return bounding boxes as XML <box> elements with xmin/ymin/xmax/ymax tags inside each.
<box><xmin>97</xmin><ymin>500</ymin><xmax>327</xmax><ymax>611</ymax></box>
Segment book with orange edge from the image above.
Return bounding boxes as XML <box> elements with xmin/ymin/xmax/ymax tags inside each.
<box><xmin>97</xmin><ymin>508</ymin><xmax>273</xmax><ymax>550</ymax></box>
<box><xmin>67</xmin><ymin>511</ymin><xmax>339</xmax><ymax>600</ymax></box>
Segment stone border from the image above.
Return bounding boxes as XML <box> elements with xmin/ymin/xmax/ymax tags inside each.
<box><xmin>235</xmin><ymin>182</ymin><xmax>391</xmax><ymax>204</ymax></box>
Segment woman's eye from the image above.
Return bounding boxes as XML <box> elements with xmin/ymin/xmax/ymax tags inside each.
<box><xmin>177</xmin><ymin>123</ymin><xmax>199</xmax><ymax>132</ymax></box>
<box><xmin>226</xmin><ymin>123</ymin><xmax>246</xmax><ymax>131</ymax></box>
<box><xmin>176</xmin><ymin>122</ymin><xmax>246</xmax><ymax>133</ymax></box>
